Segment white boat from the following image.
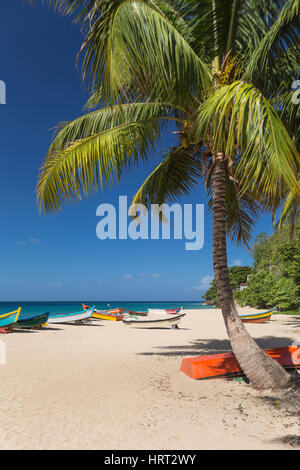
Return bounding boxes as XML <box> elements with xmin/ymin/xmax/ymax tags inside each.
<box><xmin>47</xmin><ymin>307</ymin><xmax>95</xmax><ymax>324</ymax></box>
<box><xmin>148</xmin><ymin>307</ymin><xmax>183</xmax><ymax>315</ymax></box>
<box><xmin>123</xmin><ymin>313</ymin><xmax>185</xmax><ymax>329</ymax></box>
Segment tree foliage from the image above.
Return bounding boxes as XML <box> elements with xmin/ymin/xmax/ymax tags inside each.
<box><xmin>203</xmin><ymin>266</ymin><xmax>252</xmax><ymax>305</ymax></box>
<box><xmin>236</xmin><ymin>227</ymin><xmax>300</xmax><ymax>310</ymax></box>
<box><xmin>28</xmin><ymin>0</ymin><xmax>300</xmax><ymax>251</ymax></box>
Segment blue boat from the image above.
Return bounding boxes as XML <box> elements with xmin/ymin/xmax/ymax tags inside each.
<box><xmin>0</xmin><ymin>308</ymin><xmax>22</xmax><ymax>332</ymax></box>
<box><xmin>47</xmin><ymin>306</ymin><xmax>95</xmax><ymax>324</ymax></box>
<box><xmin>16</xmin><ymin>312</ymin><xmax>50</xmax><ymax>329</ymax></box>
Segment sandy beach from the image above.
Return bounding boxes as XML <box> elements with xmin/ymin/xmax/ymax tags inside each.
<box><xmin>0</xmin><ymin>308</ymin><xmax>299</xmax><ymax>450</ymax></box>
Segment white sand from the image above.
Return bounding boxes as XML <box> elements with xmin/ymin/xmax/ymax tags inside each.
<box><xmin>0</xmin><ymin>308</ymin><xmax>299</xmax><ymax>450</ymax></box>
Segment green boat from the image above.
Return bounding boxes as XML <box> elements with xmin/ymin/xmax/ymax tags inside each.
<box><xmin>15</xmin><ymin>312</ymin><xmax>50</xmax><ymax>329</ymax></box>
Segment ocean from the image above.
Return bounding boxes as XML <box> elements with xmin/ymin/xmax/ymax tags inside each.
<box><xmin>0</xmin><ymin>301</ymin><xmax>211</xmax><ymax>318</ymax></box>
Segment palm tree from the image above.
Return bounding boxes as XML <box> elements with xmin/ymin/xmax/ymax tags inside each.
<box><xmin>29</xmin><ymin>0</ymin><xmax>299</xmax><ymax>388</ymax></box>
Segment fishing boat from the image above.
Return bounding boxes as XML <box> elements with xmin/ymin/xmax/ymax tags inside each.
<box><xmin>148</xmin><ymin>307</ymin><xmax>183</xmax><ymax>315</ymax></box>
<box><xmin>47</xmin><ymin>306</ymin><xmax>94</xmax><ymax>324</ymax></box>
<box><xmin>123</xmin><ymin>313</ymin><xmax>185</xmax><ymax>328</ymax></box>
<box><xmin>180</xmin><ymin>346</ymin><xmax>300</xmax><ymax>380</ymax></box>
<box><xmin>240</xmin><ymin>308</ymin><xmax>274</xmax><ymax>323</ymax></box>
<box><xmin>82</xmin><ymin>303</ymin><xmax>125</xmax><ymax>321</ymax></box>
<box><xmin>15</xmin><ymin>312</ymin><xmax>50</xmax><ymax>329</ymax></box>
<box><xmin>127</xmin><ymin>310</ymin><xmax>148</xmax><ymax>316</ymax></box>
<box><xmin>0</xmin><ymin>308</ymin><xmax>22</xmax><ymax>333</ymax></box>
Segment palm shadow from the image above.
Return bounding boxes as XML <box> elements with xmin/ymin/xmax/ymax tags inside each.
<box><xmin>138</xmin><ymin>336</ymin><xmax>297</xmax><ymax>357</ymax></box>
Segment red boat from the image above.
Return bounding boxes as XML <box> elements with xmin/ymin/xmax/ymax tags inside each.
<box><xmin>180</xmin><ymin>346</ymin><xmax>300</xmax><ymax>380</ymax></box>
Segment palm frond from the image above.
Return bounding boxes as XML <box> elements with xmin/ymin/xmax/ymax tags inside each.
<box><xmin>37</xmin><ymin>118</ymin><xmax>161</xmax><ymax>213</ymax></box>
<box><xmin>78</xmin><ymin>0</ymin><xmax>211</xmax><ymax>105</ymax></box>
<box><xmin>244</xmin><ymin>0</ymin><xmax>300</xmax><ymax>82</ymax></box>
<box><xmin>275</xmin><ymin>183</ymin><xmax>300</xmax><ymax>241</ymax></box>
<box><xmin>195</xmin><ymin>81</ymin><xmax>300</xmax><ymax>206</ymax></box>
<box><xmin>207</xmin><ymin>179</ymin><xmax>260</xmax><ymax>248</ymax></box>
<box><xmin>131</xmin><ymin>145</ymin><xmax>202</xmax><ymax>208</ymax></box>
<box><xmin>48</xmin><ymin>101</ymin><xmax>183</xmax><ymax>154</ymax></box>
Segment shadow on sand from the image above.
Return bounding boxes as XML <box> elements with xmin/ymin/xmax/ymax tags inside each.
<box><xmin>137</xmin><ymin>335</ymin><xmax>297</xmax><ymax>357</ymax></box>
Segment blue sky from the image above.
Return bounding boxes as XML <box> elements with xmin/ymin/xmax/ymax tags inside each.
<box><xmin>0</xmin><ymin>1</ymin><xmax>274</xmax><ymax>301</ymax></box>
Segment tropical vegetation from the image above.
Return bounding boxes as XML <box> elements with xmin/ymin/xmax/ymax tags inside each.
<box><xmin>203</xmin><ymin>265</ymin><xmax>252</xmax><ymax>306</ymax></box>
<box><xmin>28</xmin><ymin>0</ymin><xmax>300</xmax><ymax>389</ymax></box>
<box><xmin>204</xmin><ymin>227</ymin><xmax>300</xmax><ymax>312</ymax></box>
<box><xmin>236</xmin><ymin>227</ymin><xmax>300</xmax><ymax>311</ymax></box>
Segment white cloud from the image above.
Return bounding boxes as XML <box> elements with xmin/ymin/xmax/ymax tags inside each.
<box><xmin>152</xmin><ymin>273</ymin><xmax>160</xmax><ymax>278</ymax></box>
<box><xmin>124</xmin><ymin>274</ymin><xmax>132</xmax><ymax>280</ymax></box>
<box><xmin>138</xmin><ymin>273</ymin><xmax>147</xmax><ymax>277</ymax></box>
<box><xmin>17</xmin><ymin>237</ymin><xmax>41</xmax><ymax>246</ymax></box>
<box><xmin>193</xmin><ymin>275</ymin><xmax>213</xmax><ymax>292</ymax></box>
<box><xmin>45</xmin><ymin>282</ymin><xmax>63</xmax><ymax>288</ymax></box>
<box><xmin>233</xmin><ymin>259</ymin><xmax>242</xmax><ymax>266</ymax></box>
<box><xmin>28</xmin><ymin>238</ymin><xmax>41</xmax><ymax>245</ymax></box>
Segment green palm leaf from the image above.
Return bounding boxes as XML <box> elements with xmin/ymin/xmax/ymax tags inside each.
<box><xmin>208</xmin><ymin>180</ymin><xmax>260</xmax><ymax>248</ymax></box>
<box><xmin>78</xmin><ymin>1</ymin><xmax>211</xmax><ymax>104</ymax></box>
<box><xmin>131</xmin><ymin>145</ymin><xmax>202</xmax><ymax>208</ymax></box>
<box><xmin>244</xmin><ymin>0</ymin><xmax>300</xmax><ymax>81</ymax></box>
<box><xmin>195</xmin><ymin>81</ymin><xmax>300</xmax><ymax>205</ymax></box>
<box><xmin>37</xmin><ymin>119</ymin><xmax>161</xmax><ymax>212</ymax></box>
<box><xmin>48</xmin><ymin>101</ymin><xmax>184</xmax><ymax>154</ymax></box>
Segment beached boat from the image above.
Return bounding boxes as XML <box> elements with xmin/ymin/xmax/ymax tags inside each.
<box><xmin>0</xmin><ymin>308</ymin><xmax>22</xmax><ymax>333</ymax></box>
<box><xmin>123</xmin><ymin>313</ymin><xmax>185</xmax><ymax>328</ymax></box>
<box><xmin>148</xmin><ymin>307</ymin><xmax>183</xmax><ymax>315</ymax></box>
<box><xmin>82</xmin><ymin>303</ymin><xmax>125</xmax><ymax>321</ymax></box>
<box><xmin>15</xmin><ymin>312</ymin><xmax>50</xmax><ymax>329</ymax></box>
<box><xmin>240</xmin><ymin>308</ymin><xmax>274</xmax><ymax>323</ymax></box>
<box><xmin>180</xmin><ymin>346</ymin><xmax>300</xmax><ymax>380</ymax></box>
<box><xmin>127</xmin><ymin>310</ymin><xmax>148</xmax><ymax>316</ymax></box>
<box><xmin>47</xmin><ymin>306</ymin><xmax>94</xmax><ymax>324</ymax></box>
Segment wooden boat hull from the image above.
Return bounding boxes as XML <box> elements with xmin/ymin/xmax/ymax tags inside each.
<box><xmin>82</xmin><ymin>304</ymin><xmax>125</xmax><ymax>321</ymax></box>
<box><xmin>123</xmin><ymin>313</ymin><xmax>185</xmax><ymax>328</ymax></box>
<box><xmin>148</xmin><ymin>307</ymin><xmax>183</xmax><ymax>315</ymax></box>
<box><xmin>240</xmin><ymin>308</ymin><xmax>273</xmax><ymax>323</ymax></box>
<box><xmin>241</xmin><ymin>314</ymin><xmax>272</xmax><ymax>323</ymax></box>
<box><xmin>180</xmin><ymin>346</ymin><xmax>300</xmax><ymax>380</ymax></box>
<box><xmin>93</xmin><ymin>312</ymin><xmax>125</xmax><ymax>321</ymax></box>
<box><xmin>47</xmin><ymin>307</ymin><xmax>94</xmax><ymax>324</ymax></box>
<box><xmin>0</xmin><ymin>308</ymin><xmax>21</xmax><ymax>329</ymax></box>
<box><xmin>16</xmin><ymin>313</ymin><xmax>49</xmax><ymax>329</ymax></box>
<box><xmin>127</xmin><ymin>310</ymin><xmax>148</xmax><ymax>316</ymax></box>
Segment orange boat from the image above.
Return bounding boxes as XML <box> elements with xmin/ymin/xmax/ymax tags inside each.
<box><xmin>82</xmin><ymin>303</ymin><xmax>125</xmax><ymax>321</ymax></box>
<box><xmin>180</xmin><ymin>346</ymin><xmax>300</xmax><ymax>380</ymax></box>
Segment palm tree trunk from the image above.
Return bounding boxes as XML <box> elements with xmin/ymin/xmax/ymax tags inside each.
<box><xmin>212</xmin><ymin>152</ymin><xmax>291</xmax><ymax>389</ymax></box>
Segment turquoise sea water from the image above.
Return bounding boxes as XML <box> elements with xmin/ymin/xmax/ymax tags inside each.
<box><xmin>0</xmin><ymin>301</ymin><xmax>211</xmax><ymax>318</ymax></box>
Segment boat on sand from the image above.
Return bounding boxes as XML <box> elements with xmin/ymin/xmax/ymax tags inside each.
<box><xmin>123</xmin><ymin>313</ymin><xmax>185</xmax><ymax>329</ymax></box>
<box><xmin>16</xmin><ymin>313</ymin><xmax>50</xmax><ymax>329</ymax></box>
<box><xmin>82</xmin><ymin>303</ymin><xmax>125</xmax><ymax>321</ymax></box>
<box><xmin>180</xmin><ymin>346</ymin><xmax>300</xmax><ymax>380</ymax></box>
<box><xmin>47</xmin><ymin>307</ymin><xmax>94</xmax><ymax>324</ymax></box>
<box><xmin>148</xmin><ymin>307</ymin><xmax>182</xmax><ymax>315</ymax></box>
<box><xmin>127</xmin><ymin>310</ymin><xmax>148</xmax><ymax>316</ymax></box>
<box><xmin>240</xmin><ymin>308</ymin><xmax>274</xmax><ymax>323</ymax></box>
<box><xmin>0</xmin><ymin>308</ymin><xmax>22</xmax><ymax>333</ymax></box>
